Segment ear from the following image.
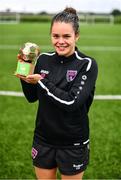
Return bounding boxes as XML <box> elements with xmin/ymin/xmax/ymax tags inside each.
<box><xmin>75</xmin><ymin>33</ymin><xmax>80</xmax><ymax>42</ymax></box>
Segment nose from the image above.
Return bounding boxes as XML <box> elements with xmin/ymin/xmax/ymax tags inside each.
<box><xmin>58</xmin><ymin>37</ymin><xmax>64</xmax><ymax>44</ymax></box>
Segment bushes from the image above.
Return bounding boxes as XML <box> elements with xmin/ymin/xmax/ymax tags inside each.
<box><xmin>1</xmin><ymin>13</ymin><xmax>121</xmax><ymax>24</ymax></box>
<box><xmin>94</xmin><ymin>17</ymin><xmax>112</xmax><ymax>23</ymax></box>
<box><xmin>0</xmin><ymin>13</ymin><xmax>51</xmax><ymax>23</ymax></box>
<box><xmin>20</xmin><ymin>15</ymin><xmax>51</xmax><ymax>23</ymax></box>
<box><xmin>114</xmin><ymin>15</ymin><xmax>121</xmax><ymax>24</ymax></box>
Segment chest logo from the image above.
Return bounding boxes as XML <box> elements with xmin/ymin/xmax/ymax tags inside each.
<box><xmin>66</xmin><ymin>70</ymin><xmax>77</xmax><ymax>82</ymax></box>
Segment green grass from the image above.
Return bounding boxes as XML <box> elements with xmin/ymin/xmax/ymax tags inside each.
<box><xmin>0</xmin><ymin>23</ymin><xmax>121</xmax><ymax>179</ymax></box>
<box><xmin>0</xmin><ymin>97</ymin><xmax>121</xmax><ymax>179</ymax></box>
<box><xmin>0</xmin><ymin>96</ymin><xmax>37</xmax><ymax>179</ymax></box>
<box><xmin>88</xmin><ymin>101</ymin><xmax>121</xmax><ymax>179</ymax></box>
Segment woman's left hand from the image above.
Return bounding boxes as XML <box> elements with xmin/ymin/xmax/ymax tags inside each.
<box><xmin>26</xmin><ymin>74</ymin><xmax>43</xmax><ymax>84</ymax></box>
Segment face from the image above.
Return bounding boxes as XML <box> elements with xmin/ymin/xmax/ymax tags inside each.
<box><xmin>51</xmin><ymin>22</ymin><xmax>79</xmax><ymax>57</ymax></box>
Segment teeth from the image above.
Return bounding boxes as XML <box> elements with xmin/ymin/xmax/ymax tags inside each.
<box><xmin>58</xmin><ymin>46</ymin><xmax>66</xmax><ymax>48</ymax></box>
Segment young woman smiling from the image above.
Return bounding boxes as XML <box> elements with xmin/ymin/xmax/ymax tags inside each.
<box><xmin>17</xmin><ymin>7</ymin><xmax>98</xmax><ymax>179</ymax></box>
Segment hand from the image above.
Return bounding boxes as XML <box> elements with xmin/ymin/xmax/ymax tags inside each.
<box><xmin>17</xmin><ymin>54</ymin><xmax>24</xmax><ymax>61</ymax></box>
<box><xmin>16</xmin><ymin>74</ymin><xmax>43</xmax><ymax>84</ymax></box>
<box><xmin>15</xmin><ymin>74</ymin><xmax>30</xmax><ymax>83</ymax></box>
<box><xmin>26</xmin><ymin>74</ymin><xmax>43</xmax><ymax>84</ymax></box>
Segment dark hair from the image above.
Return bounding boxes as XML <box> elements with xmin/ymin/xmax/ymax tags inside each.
<box><xmin>50</xmin><ymin>7</ymin><xmax>79</xmax><ymax>34</ymax></box>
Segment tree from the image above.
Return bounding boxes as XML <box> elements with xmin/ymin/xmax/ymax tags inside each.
<box><xmin>111</xmin><ymin>9</ymin><xmax>121</xmax><ymax>16</ymax></box>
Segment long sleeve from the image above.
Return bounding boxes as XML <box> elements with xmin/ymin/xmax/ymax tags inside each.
<box><xmin>37</xmin><ymin>59</ymin><xmax>98</xmax><ymax>111</ymax></box>
<box><xmin>20</xmin><ymin>80</ymin><xmax>38</xmax><ymax>102</ymax></box>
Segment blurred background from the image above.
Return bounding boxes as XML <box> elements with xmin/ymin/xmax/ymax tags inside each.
<box><xmin>0</xmin><ymin>0</ymin><xmax>121</xmax><ymax>179</ymax></box>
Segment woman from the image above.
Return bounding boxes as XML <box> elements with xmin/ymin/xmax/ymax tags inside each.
<box><xmin>17</xmin><ymin>7</ymin><xmax>98</xmax><ymax>179</ymax></box>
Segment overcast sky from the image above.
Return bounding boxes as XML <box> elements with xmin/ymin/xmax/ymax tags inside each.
<box><xmin>0</xmin><ymin>0</ymin><xmax>121</xmax><ymax>13</ymax></box>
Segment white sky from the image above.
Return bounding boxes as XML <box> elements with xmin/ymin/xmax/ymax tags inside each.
<box><xmin>0</xmin><ymin>0</ymin><xmax>121</xmax><ymax>13</ymax></box>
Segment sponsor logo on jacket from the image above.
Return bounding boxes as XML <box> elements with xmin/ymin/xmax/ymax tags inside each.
<box><xmin>40</xmin><ymin>69</ymin><xmax>49</xmax><ymax>78</ymax></box>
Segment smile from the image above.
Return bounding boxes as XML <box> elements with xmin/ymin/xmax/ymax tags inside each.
<box><xmin>56</xmin><ymin>46</ymin><xmax>68</xmax><ymax>49</ymax></box>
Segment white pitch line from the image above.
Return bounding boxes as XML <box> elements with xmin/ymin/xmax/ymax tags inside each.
<box><xmin>0</xmin><ymin>91</ymin><xmax>121</xmax><ymax>100</ymax></box>
<box><xmin>2</xmin><ymin>35</ymin><xmax>121</xmax><ymax>40</ymax></box>
<box><xmin>0</xmin><ymin>45</ymin><xmax>121</xmax><ymax>51</ymax></box>
<box><xmin>94</xmin><ymin>95</ymin><xmax>121</xmax><ymax>100</ymax></box>
<box><xmin>0</xmin><ymin>91</ymin><xmax>24</xmax><ymax>97</ymax></box>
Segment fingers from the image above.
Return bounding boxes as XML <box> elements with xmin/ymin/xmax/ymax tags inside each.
<box><xmin>15</xmin><ymin>74</ymin><xmax>26</xmax><ymax>79</ymax></box>
<box><xmin>27</xmin><ymin>74</ymin><xmax>43</xmax><ymax>81</ymax></box>
<box><xmin>17</xmin><ymin>54</ymin><xmax>25</xmax><ymax>62</ymax></box>
<box><xmin>16</xmin><ymin>74</ymin><xmax>31</xmax><ymax>83</ymax></box>
<box><xmin>17</xmin><ymin>54</ymin><xmax>22</xmax><ymax>60</ymax></box>
<box><xmin>15</xmin><ymin>73</ymin><xmax>43</xmax><ymax>84</ymax></box>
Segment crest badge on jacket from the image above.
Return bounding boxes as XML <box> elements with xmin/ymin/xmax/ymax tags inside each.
<box><xmin>66</xmin><ymin>70</ymin><xmax>77</xmax><ymax>82</ymax></box>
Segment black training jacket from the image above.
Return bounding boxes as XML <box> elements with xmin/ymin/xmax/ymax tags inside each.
<box><xmin>21</xmin><ymin>48</ymin><xmax>98</xmax><ymax>147</ymax></box>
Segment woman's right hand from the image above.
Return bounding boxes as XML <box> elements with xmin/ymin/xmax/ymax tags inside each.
<box><xmin>15</xmin><ymin>74</ymin><xmax>30</xmax><ymax>83</ymax></box>
<box><xmin>15</xmin><ymin>74</ymin><xmax>43</xmax><ymax>84</ymax></box>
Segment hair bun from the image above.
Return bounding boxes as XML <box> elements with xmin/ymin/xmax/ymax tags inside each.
<box><xmin>64</xmin><ymin>7</ymin><xmax>77</xmax><ymax>15</ymax></box>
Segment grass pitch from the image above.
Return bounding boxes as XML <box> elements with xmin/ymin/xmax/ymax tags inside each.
<box><xmin>0</xmin><ymin>23</ymin><xmax>121</xmax><ymax>179</ymax></box>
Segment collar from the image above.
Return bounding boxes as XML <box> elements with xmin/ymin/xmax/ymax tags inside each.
<box><xmin>55</xmin><ymin>47</ymin><xmax>78</xmax><ymax>64</ymax></box>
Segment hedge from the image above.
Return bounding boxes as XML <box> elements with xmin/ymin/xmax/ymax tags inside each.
<box><xmin>1</xmin><ymin>14</ymin><xmax>121</xmax><ymax>24</ymax></box>
<box><xmin>114</xmin><ymin>15</ymin><xmax>121</xmax><ymax>24</ymax></box>
<box><xmin>20</xmin><ymin>15</ymin><xmax>51</xmax><ymax>22</ymax></box>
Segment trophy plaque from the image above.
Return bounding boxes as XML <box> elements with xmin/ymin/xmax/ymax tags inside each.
<box><xmin>15</xmin><ymin>42</ymin><xmax>40</xmax><ymax>76</ymax></box>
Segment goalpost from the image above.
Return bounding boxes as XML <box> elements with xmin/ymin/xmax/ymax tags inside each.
<box><xmin>79</xmin><ymin>14</ymin><xmax>114</xmax><ymax>24</ymax></box>
<box><xmin>0</xmin><ymin>12</ymin><xmax>20</xmax><ymax>24</ymax></box>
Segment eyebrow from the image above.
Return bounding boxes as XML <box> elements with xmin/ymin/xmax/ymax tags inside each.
<box><xmin>52</xmin><ymin>33</ymin><xmax>71</xmax><ymax>36</ymax></box>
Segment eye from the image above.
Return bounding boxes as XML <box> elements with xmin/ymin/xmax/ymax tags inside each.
<box><xmin>52</xmin><ymin>34</ymin><xmax>59</xmax><ymax>39</ymax></box>
<box><xmin>63</xmin><ymin>34</ymin><xmax>71</xmax><ymax>39</ymax></box>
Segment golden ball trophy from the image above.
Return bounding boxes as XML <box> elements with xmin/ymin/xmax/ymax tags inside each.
<box><xmin>15</xmin><ymin>42</ymin><xmax>40</xmax><ymax>76</ymax></box>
